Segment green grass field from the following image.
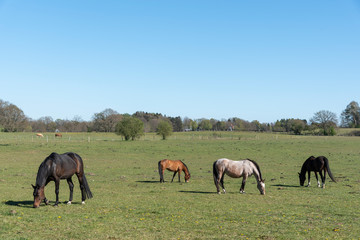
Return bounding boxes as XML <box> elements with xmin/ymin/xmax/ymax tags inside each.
<box><xmin>1</xmin><ymin>132</ymin><xmax>360</xmax><ymax>239</ymax></box>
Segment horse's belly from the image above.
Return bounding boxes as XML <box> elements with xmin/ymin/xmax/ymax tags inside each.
<box><xmin>225</xmin><ymin>170</ymin><xmax>243</xmax><ymax>178</ymax></box>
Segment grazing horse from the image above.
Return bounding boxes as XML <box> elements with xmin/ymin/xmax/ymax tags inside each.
<box><xmin>213</xmin><ymin>158</ymin><xmax>265</xmax><ymax>195</ymax></box>
<box><xmin>32</xmin><ymin>152</ymin><xmax>93</xmax><ymax>208</ymax></box>
<box><xmin>55</xmin><ymin>133</ymin><xmax>62</xmax><ymax>138</ymax></box>
<box><xmin>299</xmin><ymin>156</ymin><xmax>336</xmax><ymax>188</ymax></box>
<box><xmin>36</xmin><ymin>133</ymin><xmax>44</xmax><ymax>138</ymax></box>
<box><xmin>158</xmin><ymin>159</ymin><xmax>191</xmax><ymax>183</ymax></box>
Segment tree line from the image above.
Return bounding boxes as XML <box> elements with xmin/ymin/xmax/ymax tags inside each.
<box><xmin>1</xmin><ymin>99</ymin><xmax>360</xmax><ymax>137</ymax></box>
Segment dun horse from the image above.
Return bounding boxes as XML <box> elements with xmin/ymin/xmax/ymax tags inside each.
<box><xmin>32</xmin><ymin>152</ymin><xmax>93</xmax><ymax>208</ymax></box>
<box><xmin>213</xmin><ymin>158</ymin><xmax>265</xmax><ymax>195</ymax></box>
<box><xmin>299</xmin><ymin>156</ymin><xmax>336</xmax><ymax>188</ymax></box>
<box><xmin>158</xmin><ymin>159</ymin><xmax>191</xmax><ymax>183</ymax></box>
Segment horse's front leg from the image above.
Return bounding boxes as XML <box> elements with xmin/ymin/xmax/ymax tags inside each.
<box><xmin>178</xmin><ymin>171</ymin><xmax>181</xmax><ymax>182</ymax></box>
<box><xmin>44</xmin><ymin>179</ymin><xmax>51</xmax><ymax>205</ymax></box>
<box><xmin>54</xmin><ymin>179</ymin><xmax>60</xmax><ymax>206</ymax></box>
<box><xmin>67</xmin><ymin>178</ymin><xmax>74</xmax><ymax>205</ymax></box>
<box><xmin>240</xmin><ymin>176</ymin><xmax>247</xmax><ymax>193</ymax></box>
<box><xmin>171</xmin><ymin>171</ymin><xmax>177</xmax><ymax>182</ymax></box>
<box><xmin>306</xmin><ymin>171</ymin><xmax>311</xmax><ymax>187</ymax></box>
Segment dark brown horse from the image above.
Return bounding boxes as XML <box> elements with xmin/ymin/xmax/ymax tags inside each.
<box><xmin>158</xmin><ymin>159</ymin><xmax>191</xmax><ymax>183</ymax></box>
<box><xmin>32</xmin><ymin>152</ymin><xmax>93</xmax><ymax>208</ymax></box>
<box><xmin>298</xmin><ymin>156</ymin><xmax>336</xmax><ymax>188</ymax></box>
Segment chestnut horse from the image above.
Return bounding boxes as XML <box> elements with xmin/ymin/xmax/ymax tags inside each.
<box><xmin>158</xmin><ymin>159</ymin><xmax>191</xmax><ymax>183</ymax></box>
<box><xmin>299</xmin><ymin>156</ymin><xmax>336</xmax><ymax>188</ymax></box>
<box><xmin>55</xmin><ymin>133</ymin><xmax>62</xmax><ymax>138</ymax></box>
<box><xmin>32</xmin><ymin>152</ymin><xmax>93</xmax><ymax>208</ymax></box>
<box><xmin>213</xmin><ymin>158</ymin><xmax>265</xmax><ymax>195</ymax></box>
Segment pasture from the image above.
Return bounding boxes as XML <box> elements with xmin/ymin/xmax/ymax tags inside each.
<box><xmin>1</xmin><ymin>132</ymin><xmax>359</xmax><ymax>239</ymax></box>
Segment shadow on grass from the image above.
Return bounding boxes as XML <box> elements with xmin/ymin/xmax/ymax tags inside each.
<box><xmin>5</xmin><ymin>200</ymin><xmax>33</xmax><ymax>208</ymax></box>
<box><xmin>179</xmin><ymin>190</ymin><xmax>215</xmax><ymax>194</ymax></box>
<box><xmin>136</xmin><ymin>180</ymin><xmax>159</xmax><ymax>184</ymax></box>
<box><xmin>271</xmin><ymin>184</ymin><xmax>300</xmax><ymax>188</ymax></box>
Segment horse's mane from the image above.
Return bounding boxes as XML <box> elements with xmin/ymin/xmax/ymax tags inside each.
<box><xmin>35</xmin><ymin>153</ymin><xmax>57</xmax><ymax>186</ymax></box>
<box><xmin>246</xmin><ymin>159</ymin><xmax>263</xmax><ymax>180</ymax></box>
<box><xmin>180</xmin><ymin>161</ymin><xmax>190</xmax><ymax>175</ymax></box>
<box><xmin>300</xmin><ymin>156</ymin><xmax>315</xmax><ymax>174</ymax></box>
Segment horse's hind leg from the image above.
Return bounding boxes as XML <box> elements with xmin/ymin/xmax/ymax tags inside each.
<box><xmin>314</xmin><ymin>172</ymin><xmax>320</xmax><ymax>187</ymax></box>
<box><xmin>319</xmin><ymin>170</ymin><xmax>326</xmax><ymax>188</ymax></box>
<box><xmin>159</xmin><ymin>169</ymin><xmax>164</xmax><ymax>183</ymax></box>
<box><xmin>67</xmin><ymin>178</ymin><xmax>74</xmax><ymax>204</ymax></box>
<box><xmin>171</xmin><ymin>171</ymin><xmax>177</xmax><ymax>182</ymax></box>
<box><xmin>220</xmin><ymin>175</ymin><xmax>226</xmax><ymax>194</ymax></box>
<box><xmin>76</xmin><ymin>173</ymin><xmax>86</xmax><ymax>204</ymax></box>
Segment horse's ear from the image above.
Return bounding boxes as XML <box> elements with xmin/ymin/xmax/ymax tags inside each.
<box><xmin>262</xmin><ymin>179</ymin><xmax>265</xmax><ymax>182</ymax></box>
<box><xmin>298</xmin><ymin>172</ymin><xmax>300</xmax><ymax>176</ymax></box>
<box><xmin>31</xmin><ymin>184</ymin><xmax>36</xmax><ymax>189</ymax></box>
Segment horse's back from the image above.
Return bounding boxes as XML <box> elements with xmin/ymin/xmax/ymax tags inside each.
<box><xmin>215</xmin><ymin>158</ymin><xmax>260</xmax><ymax>178</ymax></box>
<box><xmin>160</xmin><ymin>159</ymin><xmax>183</xmax><ymax>171</ymax></box>
<box><xmin>49</xmin><ymin>152</ymin><xmax>82</xmax><ymax>178</ymax></box>
<box><xmin>304</xmin><ymin>156</ymin><xmax>326</xmax><ymax>171</ymax></box>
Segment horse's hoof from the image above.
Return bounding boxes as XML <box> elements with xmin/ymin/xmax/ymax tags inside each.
<box><xmin>82</xmin><ymin>201</ymin><xmax>85</xmax><ymax>204</ymax></box>
<box><xmin>53</xmin><ymin>204</ymin><xmax>58</xmax><ymax>207</ymax></box>
<box><xmin>67</xmin><ymin>201</ymin><xmax>72</xmax><ymax>205</ymax></box>
<box><xmin>44</xmin><ymin>199</ymin><xmax>49</xmax><ymax>205</ymax></box>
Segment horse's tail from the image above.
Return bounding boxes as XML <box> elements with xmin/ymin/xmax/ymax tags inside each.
<box><xmin>82</xmin><ymin>174</ymin><xmax>93</xmax><ymax>199</ymax></box>
<box><xmin>324</xmin><ymin>157</ymin><xmax>336</xmax><ymax>183</ymax></box>
<box><xmin>213</xmin><ymin>160</ymin><xmax>219</xmax><ymax>184</ymax></box>
<box><xmin>158</xmin><ymin>160</ymin><xmax>164</xmax><ymax>182</ymax></box>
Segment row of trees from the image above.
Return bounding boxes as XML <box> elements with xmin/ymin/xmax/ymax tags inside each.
<box><xmin>1</xmin><ymin>98</ymin><xmax>360</xmax><ymax>137</ymax></box>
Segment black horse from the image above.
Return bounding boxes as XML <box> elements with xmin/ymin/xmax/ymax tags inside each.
<box><xmin>298</xmin><ymin>156</ymin><xmax>336</xmax><ymax>188</ymax></box>
<box><xmin>32</xmin><ymin>152</ymin><xmax>93</xmax><ymax>208</ymax></box>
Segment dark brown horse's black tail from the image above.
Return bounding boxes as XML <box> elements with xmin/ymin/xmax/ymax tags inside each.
<box><xmin>324</xmin><ymin>157</ymin><xmax>336</xmax><ymax>183</ymax></box>
<box><xmin>158</xmin><ymin>160</ymin><xmax>164</xmax><ymax>182</ymax></box>
<box><xmin>82</xmin><ymin>174</ymin><xmax>93</xmax><ymax>199</ymax></box>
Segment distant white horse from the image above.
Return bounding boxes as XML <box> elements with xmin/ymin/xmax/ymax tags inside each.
<box><xmin>213</xmin><ymin>158</ymin><xmax>265</xmax><ymax>195</ymax></box>
<box><xmin>36</xmin><ymin>133</ymin><xmax>44</xmax><ymax>138</ymax></box>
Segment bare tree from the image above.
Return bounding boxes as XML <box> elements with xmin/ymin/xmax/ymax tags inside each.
<box><xmin>310</xmin><ymin>110</ymin><xmax>338</xmax><ymax>135</ymax></box>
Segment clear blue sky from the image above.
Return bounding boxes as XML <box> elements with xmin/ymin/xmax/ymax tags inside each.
<box><xmin>1</xmin><ymin>1</ymin><xmax>359</xmax><ymax>123</ymax></box>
